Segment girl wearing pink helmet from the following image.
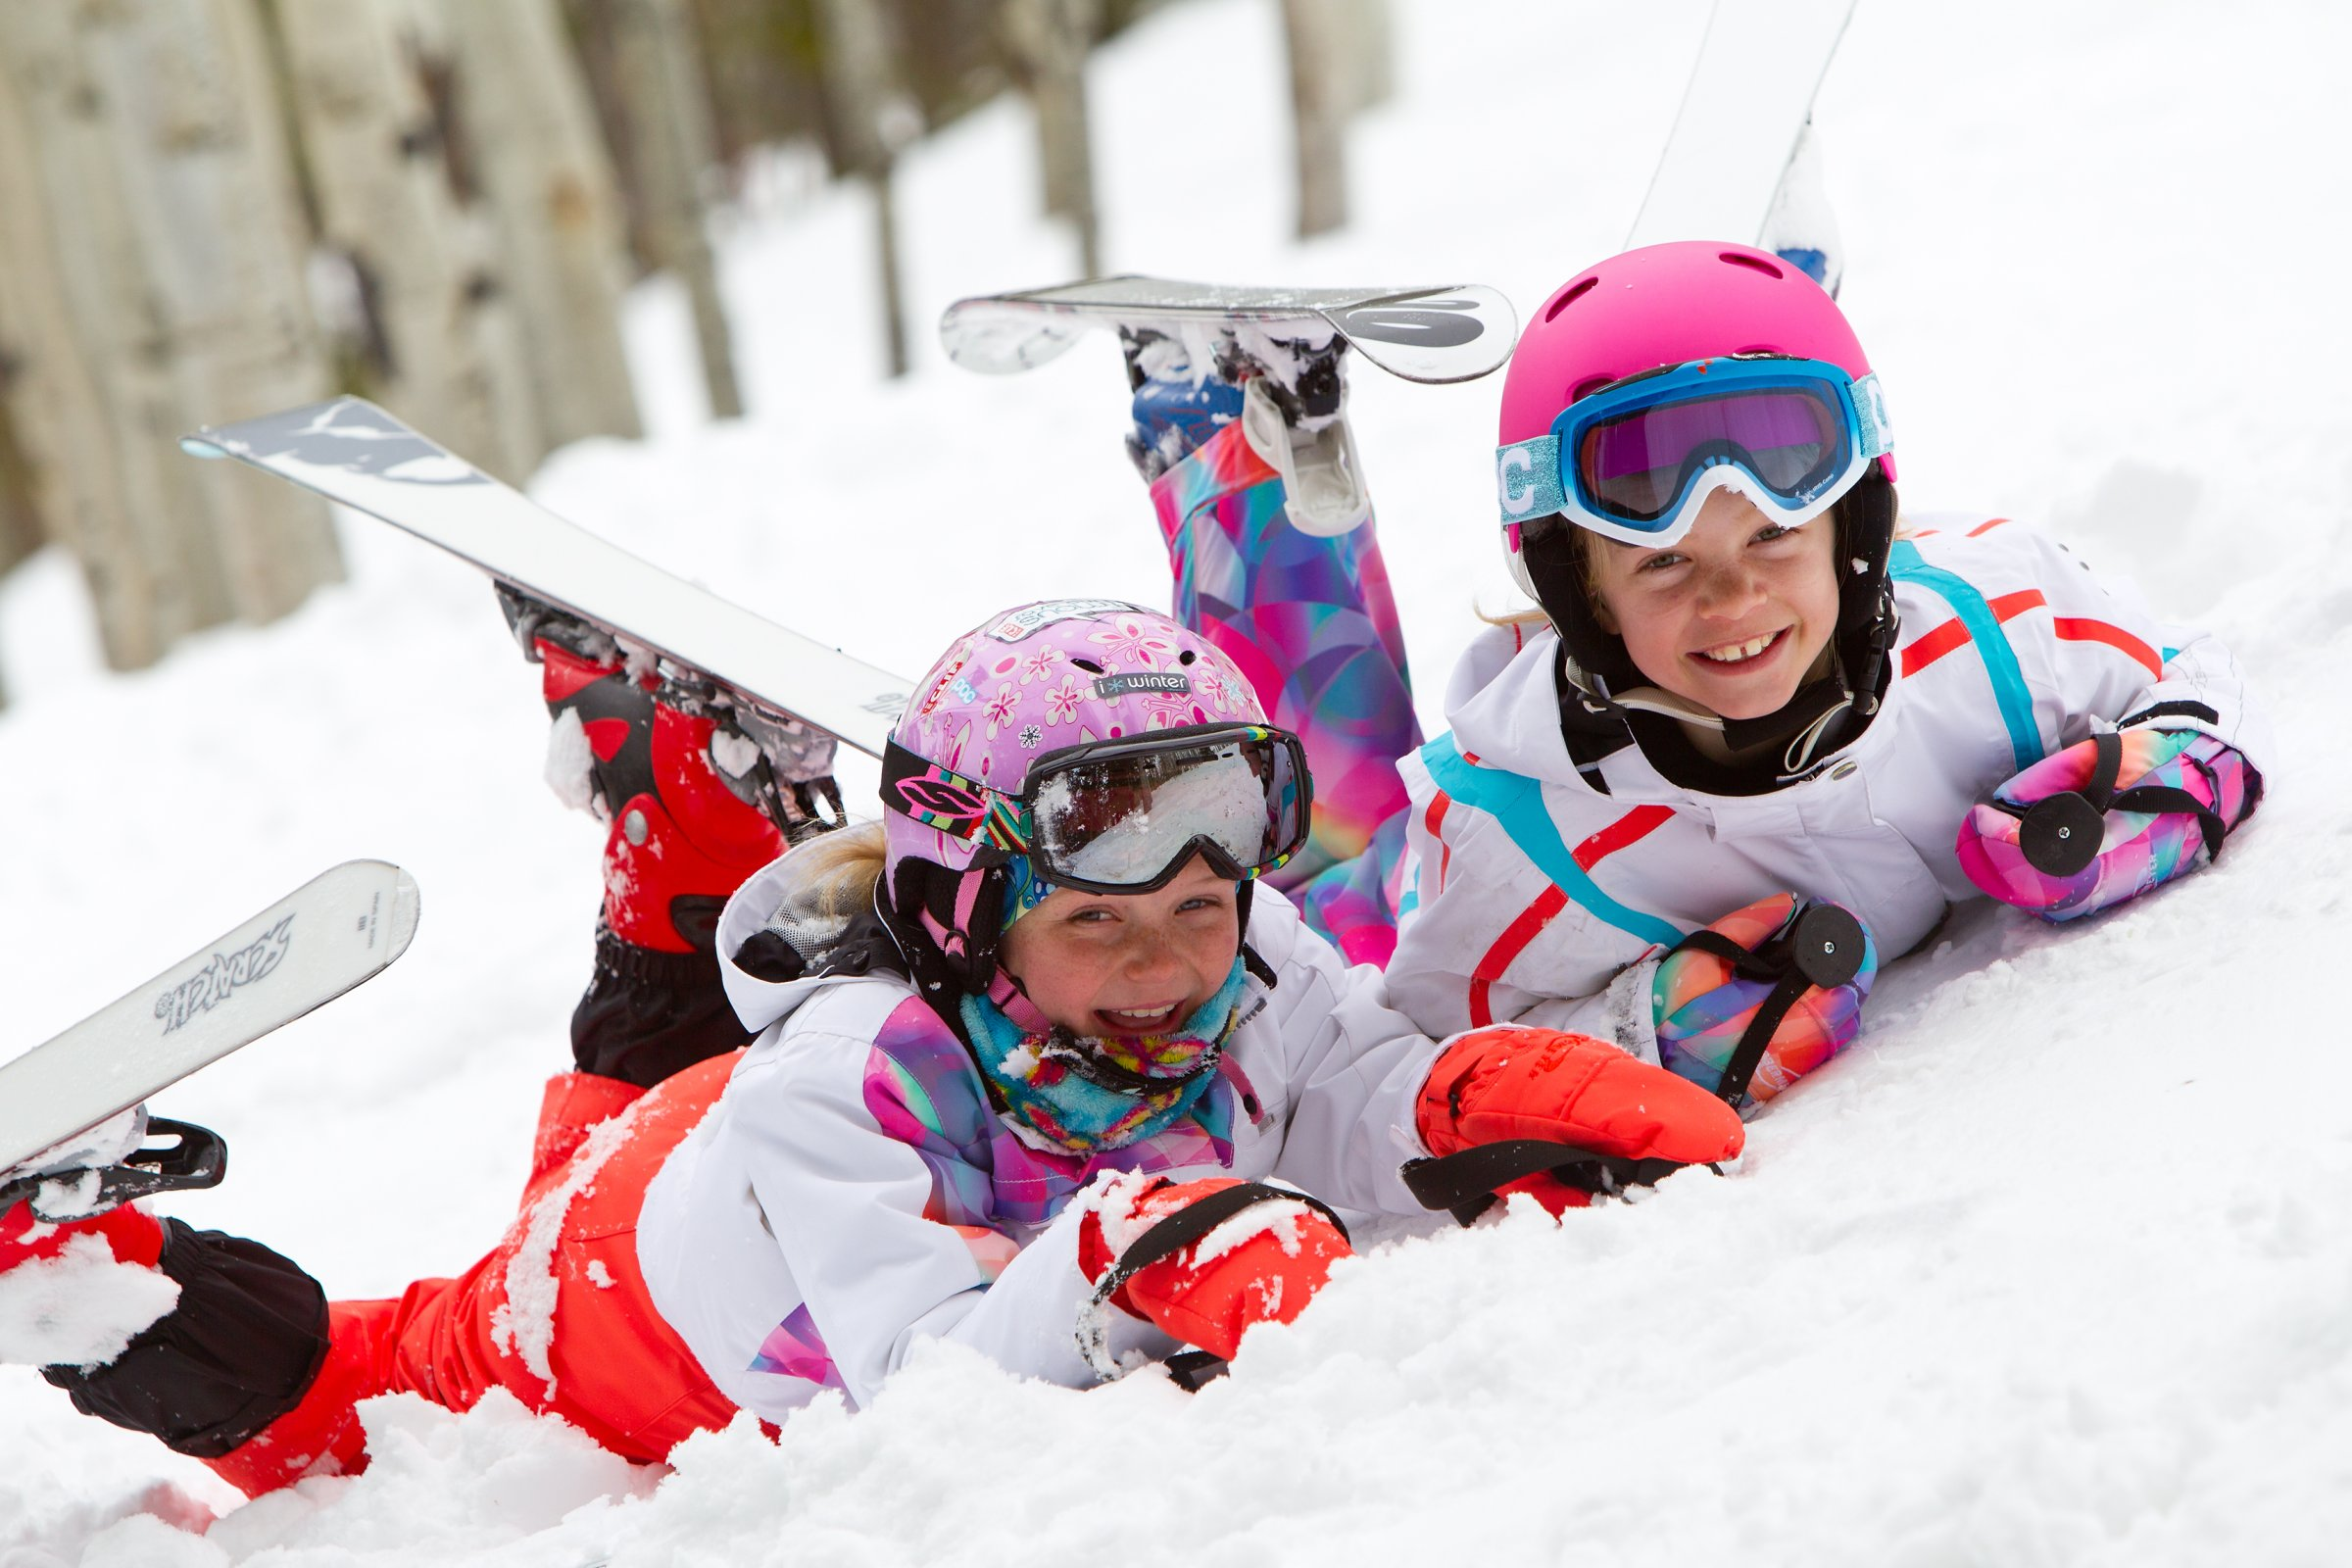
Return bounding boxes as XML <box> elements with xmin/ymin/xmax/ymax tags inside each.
<box><xmin>7</xmin><ymin>601</ymin><xmax>1743</xmax><ymax>1491</ymax></box>
<box><xmin>1384</xmin><ymin>241</ymin><xmax>2269</xmax><ymax>1107</ymax></box>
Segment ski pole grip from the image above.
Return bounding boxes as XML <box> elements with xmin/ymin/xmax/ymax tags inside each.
<box><xmin>1400</xmin><ymin>1140</ymin><xmax>1699</xmax><ymax>1226</ymax></box>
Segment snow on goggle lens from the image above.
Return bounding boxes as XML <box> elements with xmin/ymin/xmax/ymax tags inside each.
<box><xmin>1578</xmin><ymin>385</ymin><xmax>1843</xmax><ymax>522</ymax></box>
<box><xmin>1029</xmin><ymin>731</ymin><xmax>1308</xmax><ymax>893</ymax></box>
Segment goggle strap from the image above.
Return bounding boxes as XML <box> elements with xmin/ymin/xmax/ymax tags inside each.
<box><xmin>880</xmin><ymin>739</ymin><xmax>1031</xmax><ymax>850</ymax></box>
<box><xmin>1496</xmin><ymin>433</ymin><xmax>1567</xmax><ymax>524</ymax></box>
<box><xmin>1851</xmin><ymin>371</ymin><xmax>1892</xmax><ymax>461</ymax></box>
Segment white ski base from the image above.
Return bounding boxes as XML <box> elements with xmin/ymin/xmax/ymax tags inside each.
<box><xmin>939</xmin><ymin>277</ymin><xmax>1519</xmax><ymax>384</ymax></box>
<box><xmin>1626</xmin><ymin>0</ymin><xmax>1858</xmax><ymax>250</ymax></box>
<box><xmin>0</xmin><ymin>860</ymin><xmax>419</xmax><ymax>1173</ymax></box>
<box><xmin>182</xmin><ymin>399</ymin><xmax>914</xmax><ymax>760</ymax></box>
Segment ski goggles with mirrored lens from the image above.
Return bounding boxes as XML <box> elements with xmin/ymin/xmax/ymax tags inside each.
<box><xmin>882</xmin><ymin>723</ymin><xmax>1313</xmax><ymax>895</ymax></box>
<box><xmin>1495</xmin><ymin>356</ymin><xmax>1891</xmax><ymax>549</ymax></box>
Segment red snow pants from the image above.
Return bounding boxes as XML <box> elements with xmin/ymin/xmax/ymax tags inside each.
<box><xmin>207</xmin><ymin>1053</ymin><xmax>744</xmax><ymax>1495</ymax></box>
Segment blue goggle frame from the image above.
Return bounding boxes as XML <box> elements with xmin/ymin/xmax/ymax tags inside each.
<box><xmin>1496</xmin><ymin>356</ymin><xmax>1891</xmax><ymax>549</ymax></box>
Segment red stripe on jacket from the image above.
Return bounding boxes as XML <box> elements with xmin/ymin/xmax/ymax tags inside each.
<box><xmin>1899</xmin><ymin>590</ymin><xmax>2045</xmax><ymax>674</ymax></box>
<box><xmin>2052</xmin><ymin>617</ymin><xmax>2164</xmax><ymax>678</ymax></box>
<box><xmin>1464</xmin><ymin>805</ymin><xmax>1675</xmax><ymax>1028</ymax></box>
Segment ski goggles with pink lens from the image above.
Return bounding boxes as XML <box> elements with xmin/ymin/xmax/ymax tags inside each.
<box><xmin>883</xmin><ymin>723</ymin><xmax>1313</xmax><ymax>896</ymax></box>
<box><xmin>1495</xmin><ymin>355</ymin><xmax>1891</xmax><ymax>549</ymax></box>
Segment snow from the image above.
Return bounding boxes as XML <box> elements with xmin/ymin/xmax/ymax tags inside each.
<box><xmin>3</xmin><ymin>0</ymin><xmax>2350</xmax><ymax>1560</ymax></box>
<box><xmin>0</xmin><ymin>1239</ymin><xmax>179</xmax><ymax>1370</ymax></box>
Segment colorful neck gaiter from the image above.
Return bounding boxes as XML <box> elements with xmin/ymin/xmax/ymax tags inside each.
<box><xmin>958</xmin><ymin>960</ymin><xmax>1250</xmax><ymax>1153</ymax></box>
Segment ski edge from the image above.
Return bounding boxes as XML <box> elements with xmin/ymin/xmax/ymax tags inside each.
<box><xmin>183</xmin><ymin>398</ymin><xmax>911</xmax><ymax>761</ymax></box>
<box><xmin>938</xmin><ymin>279</ymin><xmax>1515</xmax><ymax>384</ymax></box>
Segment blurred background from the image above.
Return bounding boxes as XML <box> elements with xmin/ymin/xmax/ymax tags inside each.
<box><xmin>0</xmin><ymin>0</ymin><xmax>1396</xmax><ymax>702</ymax></box>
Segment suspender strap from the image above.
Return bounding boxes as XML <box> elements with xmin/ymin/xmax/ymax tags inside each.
<box><xmin>1076</xmin><ymin>1182</ymin><xmax>1349</xmax><ymax>1381</ymax></box>
<box><xmin>1888</xmin><ymin>540</ymin><xmax>2044</xmax><ymax>772</ymax></box>
<box><xmin>1400</xmin><ymin>1139</ymin><xmax>1703</xmax><ymax>1226</ymax></box>
<box><xmin>1665</xmin><ymin>902</ymin><xmax>1868</xmax><ymax>1106</ymax></box>
<box><xmin>1418</xmin><ymin>737</ymin><xmax>1686</xmax><ymax>951</ymax></box>
<box><xmin>2008</xmin><ymin>729</ymin><xmax>2233</xmax><ymax>876</ymax></box>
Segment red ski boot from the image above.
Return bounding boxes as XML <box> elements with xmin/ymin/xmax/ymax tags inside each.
<box><xmin>502</xmin><ymin>591</ymin><xmax>845</xmax><ymax>1085</ymax></box>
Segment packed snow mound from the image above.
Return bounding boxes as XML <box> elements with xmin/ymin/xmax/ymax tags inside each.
<box><xmin>5</xmin><ymin>0</ymin><xmax>2351</xmax><ymax>1561</ymax></box>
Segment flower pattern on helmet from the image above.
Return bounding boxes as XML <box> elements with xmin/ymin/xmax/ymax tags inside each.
<box><xmin>882</xmin><ymin>600</ymin><xmax>1270</xmax><ymax>882</ymax></box>
<box><xmin>1089</xmin><ymin>614</ymin><xmax>1179</xmax><ymax>669</ymax></box>
<box><xmin>1044</xmin><ymin>672</ymin><xmax>1087</xmax><ymax>726</ymax></box>
<box><xmin>983</xmin><ymin>682</ymin><xmax>1020</xmax><ymax>737</ymax></box>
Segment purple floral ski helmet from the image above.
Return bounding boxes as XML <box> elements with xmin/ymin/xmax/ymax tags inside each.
<box><xmin>882</xmin><ymin>600</ymin><xmax>1265</xmax><ymax>874</ymax></box>
<box><xmin>873</xmin><ymin>600</ymin><xmax>1288</xmax><ymax>1002</ymax></box>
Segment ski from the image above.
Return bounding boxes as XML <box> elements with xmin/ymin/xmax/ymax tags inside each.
<box><xmin>937</xmin><ymin>276</ymin><xmax>1518</xmax><ymax>385</ymax></box>
<box><xmin>180</xmin><ymin>398</ymin><xmax>914</xmax><ymax>761</ymax></box>
<box><xmin>0</xmin><ymin>860</ymin><xmax>420</xmax><ymax>1186</ymax></box>
<box><xmin>1626</xmin><ymin>0</ymin><xmax>1858</xmax><ymax>270</ymax></box>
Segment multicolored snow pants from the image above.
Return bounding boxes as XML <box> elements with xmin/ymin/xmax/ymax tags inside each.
<box><xmin>1149</xmin><ymin>419</ymin><xmax>1420</xmax><ymax>967</ymax></box>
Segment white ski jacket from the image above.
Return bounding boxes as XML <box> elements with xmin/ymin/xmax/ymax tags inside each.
<box><xmin>1387</xmin><ymin>518</ymin><xmax>2272</xmax><ymax>1055</ymax></box>
<box><xmin>636</xmin><ymin>856</ymin><xmax>1439</xmax><ymax>1424</ymax></box>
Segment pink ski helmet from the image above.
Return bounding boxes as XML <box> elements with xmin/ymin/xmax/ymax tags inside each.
<box><xmin>875</xmin><ymin>600</ymin><xmax>1276</xmax><ymax>1001</ymax></box>
<box><xmin>1498</xmin><ymin>241</ymin><xmax>1890</xmax><ymax>459</ymax></box>
<box><xmin>1498</xmin><ymin>241</ymin><xmax>1901</xmax><ymax>701</ymax></box>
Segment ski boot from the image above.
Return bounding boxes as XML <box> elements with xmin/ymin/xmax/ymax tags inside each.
<box><xmin>1121</xmin><ymin>322</ymin><xmax>1371</xmax><ymax>536</ymax></box>
<box><xmin>500</xmin><ymin>588</ymin><xmax>847</xmax><ymax>1086</ymax></box>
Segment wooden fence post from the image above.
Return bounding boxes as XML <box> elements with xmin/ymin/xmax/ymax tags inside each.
<box><xmin>811</xmin><ymin>0</ymin><xmax>911</xmax><ymax>378</ymax></box>
<box><xmin>0</xmin><ymin>5</ymin><xmax>229</xmax><ymax>667</ymax></box>
<box><xmin>267</xmin><ymin>0</ymin><xmax>543</xmax><ymax>480</ymax></box>
<box><xmin>1280</xmin><ymin>0</ymin><xmax>1348</xmax><ymax>240</ymax></box>
<box><xmin>76</xmin><ymin>0</ymin><xmax>344</xmax><ymax>624</ymax></box>
<box><xmin>603</xmin><ymin>0</ymin><xmax>743</xmax><ymax>418</ymax></box>
<box><xmin>1003</xmin><ymin>0</ymin><xmax>1102</xmax><ymax>278</ymax></box>
<box><xmin>435</xmin><ymin>0</ymin><xmax>643</xmax><ymax>450</ymax></box>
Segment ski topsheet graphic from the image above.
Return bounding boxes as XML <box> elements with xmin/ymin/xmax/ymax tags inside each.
<box><xmin>939</xmin><ymin>277</ymin><xmax>1518</xmax><ymax>384</ymax></box>
<box><xmin>1626</xmin><ymin>0</ymin><xmax>1859</xmax><ymax>253</ymax></box>
<box><xmin>0</xmin><ymin>860</ymin><xmax>419</xmax><ymax>1177</ymax></box>
<box><xmin>182</xmin><ymin>398</ymin><xmax>913</xmax><ymax>760</ymax></box>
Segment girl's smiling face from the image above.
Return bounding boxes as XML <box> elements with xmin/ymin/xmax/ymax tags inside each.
<box><xmin>1586</xmin><ymin>488</ymin><xmax>1841</xmax><ymax>720</ymax></box>
<box><xmin>999</xmin><ymin>857</ymin><xmax>1239</xmax><ymax>1038</ymax></box>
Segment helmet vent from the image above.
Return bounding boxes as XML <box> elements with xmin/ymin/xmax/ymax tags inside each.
<box><xmin>1178</xmin><ymin>649</ymin><xmax>1198</xmax><ymax>665</ymax></box>
<box><xmin>1071</xmin><ymin>657</ymin><xmax>1106</xmax><ymax>674</ymax></box>
<box><xmin>1720</xmin><ymin>251</ymin><xmax>1785</xmax><ymax>278</ymax></box>
<box><xmin>1544</xmin><ymin>276</ymin><xmax>1598</xmax><ymax>321</ymax></box>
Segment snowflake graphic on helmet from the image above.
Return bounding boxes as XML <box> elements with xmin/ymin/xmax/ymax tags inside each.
<box><xmin>1018</xmin><ymin>723</ymin><xmax>1042</xmax><ymax>749</ymax></box>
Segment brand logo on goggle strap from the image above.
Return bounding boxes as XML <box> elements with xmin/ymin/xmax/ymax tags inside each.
<box><xmin>989</xmin><ymin>599</ymin><xmax>1140</xmax><ymax>642</ymax></box>
<box><xmin>1092</xmin><ymin>672</ymin><xmax>1191</xmax><ymax>699</ymax></box>
<box><xmin>1494</xmin><ymin>435</ymin><xmax>1563</xmax><ymax>523</ymax></box>
<box><xmin>895</xmin><ymin>775</ymin><xmax>987</xmax><ymax>824</ymax></box>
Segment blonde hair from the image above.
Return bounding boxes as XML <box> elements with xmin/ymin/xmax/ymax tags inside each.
<box><xmin>780</xmin><ymin>819</ymin><xmax>887</xmax><ymax>918</ymax></box>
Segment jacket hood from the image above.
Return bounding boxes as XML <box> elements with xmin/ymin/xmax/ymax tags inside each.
<box><xmin>717</xmin><ymin>848</ymin><xmax>908</xmax><ymax>1036</ymax></box>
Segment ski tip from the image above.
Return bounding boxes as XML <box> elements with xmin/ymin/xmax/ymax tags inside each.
<box><xmin>1320</xmin><ymin>284</ymin><xmax>1521</xmax><ymax>384</ymax></box>
<box><xmin>330</xmin><ymin>858</ymin><xmax>423</xmax><ymax>969</ymax></box>
<box><xmin>180</xmin><ymin>435</ymin><xmax>229</xmax><ymax>461</ymax></box>
<box><xmin>385</xmin><ymin>868</ymin><xmax>421</xmax><ymax>966</ymax></box>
